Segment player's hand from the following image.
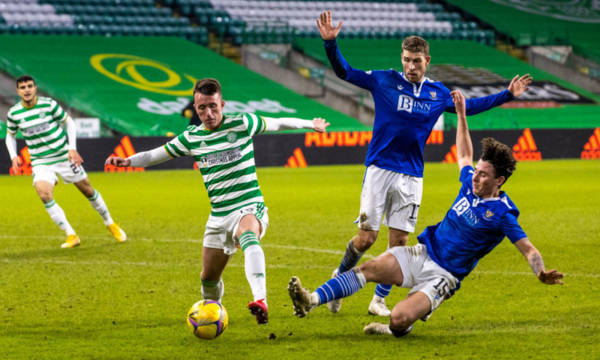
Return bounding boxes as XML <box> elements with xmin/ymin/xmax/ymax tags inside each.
<box><xmin>312</xmin><ymin>118</ymin><xmax>330</xmax><ymax>133</ymax></box>
<box><xmin>508</xmin><ymin>74</ymin><xmax>532</xmax><ymax>97</ymax></box>
<box><xmin>316</xmin><ymin>11</ymin><xmax>342</xmax><ymax>40</ymax></box>
<box><xmin>537</xmin><ymin>269</ymin><xmax>563</xmax><ymax>285</ymax></box>
<box><xmin>450</xmin><ymin>90</ymin><xmax>466</xmax><ymax>116</ymax></box>
<box><xmin>11</xmin><ymin>157</ymin><xmax>21</xmax><ymax>172</ymax></box>
<box><xmin>105</xmin><ymin>156</ymin><xmax>131</xmax><ymax>167</ymax></box>
<box><xmin>68</xmin><ymin>149</ymin><xmax>83</xmax><ymax>166</ymax></box>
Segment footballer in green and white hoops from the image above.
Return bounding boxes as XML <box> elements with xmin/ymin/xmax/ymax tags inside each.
<box><xmin>105</xmin><ymin>78</ymin><xmax>330</xmax><ymax>325</ymax></box>
<box><xmin>4</xmin><ymin>75</ymin><xmax>126</xmax><ymax>248</ymax></box>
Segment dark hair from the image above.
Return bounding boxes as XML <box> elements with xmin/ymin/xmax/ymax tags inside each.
<box><xmin>194</xmin><ymin>78</ymin><xmax>221</xmax><ymax>96</ymax></box>
<box><xmin>402</xmin><ymin>36</ymin><xmax>429</xmax><ymax>57</ymax></box>
<box><xmin>480</xmin><ymin>137</ymin><xmax>517</xmax><ymax>185</ymax></box>
<box><xmin>16</xmin><ymin>75</ymin><xmax>35</xmax><ymax>87</ymax></box>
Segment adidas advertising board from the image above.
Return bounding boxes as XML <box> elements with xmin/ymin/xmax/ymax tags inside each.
<box><xmin>1</xmin><ymin>128</ymin><xmax>598</xmax><ymax>174</ymax></box>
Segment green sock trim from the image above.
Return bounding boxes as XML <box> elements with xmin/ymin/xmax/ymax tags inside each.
<box><xmin>241</xmin><ymin>240</ymin><xmax>260</xmax><ymax>251</ymax></box>
<box><xmin>201</xmin><ymin>279</ymin><xmax>219</xmax><ymax>287</ymax></box>
<box><xmin>44</xmin><ymin>200</ymin><xmax>56</xmax><ymax>208</ymax></box>
<box><xmin>239</xmin><ymin>231</ymin><xmax>260</xmax><ymax>251</ymax></box>
<box><xmin>88</xmin><ymin>190</ymin><xmax>99</xmax><ymax>201</ymax></box>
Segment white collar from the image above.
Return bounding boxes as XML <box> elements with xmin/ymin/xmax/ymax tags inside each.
<box><xmin>400</xmin><ymin>72</ymin><xmax>428</xmax><ymax>97</ymax></box>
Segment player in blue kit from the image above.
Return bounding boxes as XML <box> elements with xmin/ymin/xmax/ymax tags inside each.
<box><xmin>287</xmin><ymin>89</ymin><xmax>563</xmax><ymax>336</ymax></box>
<box><xmin>316</xmin><ymin>11</ymin><xmax>534</xmax><ymax>316</ymax></box>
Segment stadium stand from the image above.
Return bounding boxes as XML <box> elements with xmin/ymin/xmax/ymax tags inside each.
<box><xmin>166</xmin><ymin>0</ymin><xmax>493</xmax><ymax>46</ymax></box>
<box><xmin>0</xmin><ymin>0</ymin><xmax>597</xmax><ymax>137</ymax></box>
<box><xmin>0</xmin><ymin>34</ymin><xmax>368</xmax><ymax>137</ymax></box>
<box><xmin>442</xmin><ymin>0</ymin><xmax>600</xmax><ymax>72</ymax></box>
<box><xmin>0</xmin><ymin>0</ymin><xmax>208</xmax><ymax>45</ymax></box>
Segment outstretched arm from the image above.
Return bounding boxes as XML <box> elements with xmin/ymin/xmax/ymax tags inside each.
<box><xmin>445</xmin><ymin>74</ymin><xmax>532</xmax><ymax>115</ymax></box>
<box><xmin>452</xmin><ymin>90</ymin><xmax>473</xmax><ymax>170</ymax></box>
<box><xmin>317</xmin><ymin>11</ymin><xmax>376</xmax><ymax>90</ymax></box>
<box><xmin>514</xmin><ymin>238</ymin><xmax>563</xmax><ymax>285</ymax></box>
<box><xmin>317</xmin><ymin>11</ymin><xmax>347</xmax><ymax>78</ymax></box>
<box><xmin>263</xmin><ymin>117</ymin><xmax>330</xmax><ymax>133</ymax></box>
<box><xmin>105</xmin><ymin>146</ymin><xmax>172</xmax><ymax>168</ymax></box>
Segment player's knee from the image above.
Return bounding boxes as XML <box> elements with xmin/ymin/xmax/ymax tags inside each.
<box><xmin>389</xmin><ymin>310</ymin><xmax>414</xmax><ymax>332</ymax></box>
<box><xmin>357</xmin><ymin>260</ymin><xmax>379</xmax><ymax>282</ymax></box>
<box><xmin>37</xmin><ymin>191</ymin><xmax>53</xmax><ymax>203</ymax></box>
<box><xmin>389</xmin><ymin>230</ymin><xmax>409</xmax><ymax>247</ymax></box>
<box><xmin>82</xmin><ymin>187</ymin><xmax>95</xmax><ymax>198</ymax></box>
<box><xmin>76</xmin><ymin>181</ymin><xmax>95</xmax><ymax>197</ymax></box>
<box><xmin>355</xmin><ymin>231</ymin><xmax>377</xmax><ymax>252</ymax></box>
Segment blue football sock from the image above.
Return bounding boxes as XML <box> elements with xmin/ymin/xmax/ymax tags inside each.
<box><xmin>374</xmin><ymin>283</ymin><xmax>393</xmax><ymax>298</ymax></box>
<box><xmin>315</xmin><ymin>269</ymin><xmax>366</xmax><ymax>305</ymax></box>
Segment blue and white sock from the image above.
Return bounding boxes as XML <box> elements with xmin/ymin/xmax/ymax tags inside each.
<box><xmin>314</xmin><ymin>269</ymin><xmax>366</xmax><ymax>305</ymax></box>
<box><xmin>338</xmin><ymin>239</ymin><xmax>364</xmax><ymax>274</ymax></box>
<box><xmin>374</xmin><ymin>284</ymin><xmax>393</xmax><ymax>299</ymax></box>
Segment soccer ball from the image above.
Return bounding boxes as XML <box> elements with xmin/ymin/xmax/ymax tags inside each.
<box><xmin>187</xmin><ymin>300</ymin><xmax>229</xmax><ymax>340</ymax></box>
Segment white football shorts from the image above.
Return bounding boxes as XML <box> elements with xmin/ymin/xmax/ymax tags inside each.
<box><xmin>387</xmin><ymin>244</ymin><xmax>459</xmax><ymax>319</ymax></box>
<box><xmin>203</xmin><ymin>203</ymin><xmax>269</xmax><ymax>255</ymax></box>
<box><xmin>32</xmin><ymin>161</ymin><xmax>87</xmax><ymax>186</ymax></box>
<box><xmin>357</xmin><ymin>165</ymin><xmax>423</xmax><ymax>232</ymax></box>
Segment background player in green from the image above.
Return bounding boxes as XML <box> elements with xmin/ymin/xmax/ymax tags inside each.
<box><xmin>105</xmin><ymin>78</ymin><xmax>330</xmax><ymax>324</ymax></box>
<box><xmin>4</xmin><ymin>75</ymin><xmax>127</xmax><ymax>248</ymax></box>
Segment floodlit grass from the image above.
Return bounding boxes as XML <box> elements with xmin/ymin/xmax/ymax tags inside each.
<box><xmin>0</xmin><ymin>160</ymin><xmax>598</xmax><ymax>359</ymax></box>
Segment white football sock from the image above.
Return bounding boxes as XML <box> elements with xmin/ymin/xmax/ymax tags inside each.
<box><xmin>201</xmin><ymin>278</ymin><xmax>224</xmax><ymax>302</ymax></box>
<box><xmin>243</xmin><ymin>243</ymin><xmax>267</xmax><ymax>304</ymax></box>
<box><xmin>44</xmin><ymin>200</ymin><xmax>76</xmax><ymax>235</ymax></box>
<box><xmin>87</xmin><ymin>190</ymin><xmax>114</xmax><ymax>226</ymax></box>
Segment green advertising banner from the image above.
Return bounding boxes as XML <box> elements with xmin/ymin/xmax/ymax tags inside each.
<box><xmin>0</xmin><ymin>35</ymin><xmax>369</xmax><ymax>137</ymax></box>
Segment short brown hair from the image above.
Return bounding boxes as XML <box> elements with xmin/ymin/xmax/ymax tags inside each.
<box><xmin>480</xmin><ymin>137</ymin><xmax>517</xmax><ymax>184</ymax></box>
<box><xmin>402</xmin><ymin>36</ymin><xmax>429</xmax><ymax>56</ymax></box>
<box><xmin>16</xmin><ymin>75</ymin><xmax>35</xmax><ymax>87</ymax></box>
<box><xmin>194</xmin><ymin>78</ymin><xmax>221</xmax><ymax>96</ymax></box>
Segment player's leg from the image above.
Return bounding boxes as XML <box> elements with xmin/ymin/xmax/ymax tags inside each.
<box><xmin>73</xmin><ymin>176</ymin><xmax>126</xmax><ymax>243</ymax></box>
<box><xmin>370</xmin><ymin>174</ymin><xmax>423</xmax><ymax>315</ymax></box>
<box><xmin>33</xmin><ymin>166</ymin><xmax>79</xmax><ymax>248</ymax></box>
<box><xmin>235</xmin><ymin>213</ymin><xmax>269</xmax><ymax>324</ymax></box>
<box><xmin>365</xmin><ymin>245</ymin><xmax>458</xmax><ymax>337</ymax></box>
<box><xmin>200</xmin><ymin>246</ymin><xmax>230</xmax><ymax>302</ymax></box>
<box><xmin>364</xmin><ymin>292</ymin><xmax>430</xmax><ymax>336</ymax></box>
<box><xmin>288</xmin><ymin>252</ymin><xmax>403</xmax><ymax>317</ymax></box>
<box><xmin>370</xmin><ymin>229</ymin><xmax>409</xmax><ymax>316</ymax></box>
<box><xmin>330</xmin><ymin>165</ymin><xmax>387</xmax><ymax>312</ymax></box>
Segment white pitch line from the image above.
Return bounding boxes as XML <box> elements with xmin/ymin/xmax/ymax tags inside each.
<box><xmin>1</xmin><ymin>235</ymin><xmax>598</xmax><ymax>279</ymax></box>
<box><xmin>0</xmin><ymin>257</ymin><xmax>332</xmax><ymax>270</ymax></box>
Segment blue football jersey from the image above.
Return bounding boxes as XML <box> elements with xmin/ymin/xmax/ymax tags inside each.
<box><xmin>324</xmin><ymin>40</ymin><xmax>514</xmax><ymax>177</ymax></box>
<box><xmin>418</xmin><ymin>166</ymin><xmax>527</xmax><ymax>281</ymax></box>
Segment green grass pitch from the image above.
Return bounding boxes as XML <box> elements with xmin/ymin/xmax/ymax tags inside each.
<box><xmin>1</xmin><ymin>160</ymin><xmax>598</xmax><ymax>359</ymax></box>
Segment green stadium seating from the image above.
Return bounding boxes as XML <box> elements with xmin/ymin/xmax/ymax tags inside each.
<box><xmin>444</xmin><ymin>0</ymin><xmax>600</xmax><ymax>62</ymax></box>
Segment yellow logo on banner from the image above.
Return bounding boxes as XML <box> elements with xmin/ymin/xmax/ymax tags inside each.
<box><xmin>90</xmin><ymin>54</ymin><xmax>196</xmax><ymax>96</ymax></box>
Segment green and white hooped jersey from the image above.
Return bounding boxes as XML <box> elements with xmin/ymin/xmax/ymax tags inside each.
<box><xmin>164</xmin><ymin>112</ymin><xmax>267</xmax><ymax>217</ymax></box>
<box><xmin>6</xmin><ymin>97</ymin><xmax>69</xmax><ymax>166</ymax></box>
